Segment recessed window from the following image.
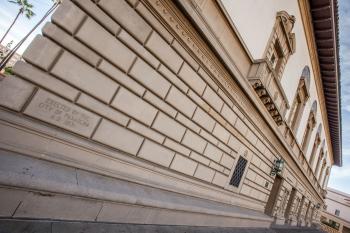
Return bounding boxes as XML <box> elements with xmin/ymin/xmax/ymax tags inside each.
<box><xmin>229</xmin><ymin>156</ymin><xmax>248</xmax><ymax>187</ymax></box>
<box><xmin>335</xmin><ymin>209</ymin><xmax>340</xmax><ymax>216</ymax></box>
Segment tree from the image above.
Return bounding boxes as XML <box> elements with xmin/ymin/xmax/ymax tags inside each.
<box><xmin>0</xmin><ymin>0</ymin><xmax>61</xmax><ymax>71</ymax></box>
<box><xmin>0</xmin><ymin>0</ymin><xmax>35</xmax><ymax>45</ymax></box>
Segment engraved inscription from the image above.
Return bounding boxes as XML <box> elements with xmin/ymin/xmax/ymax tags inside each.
<box><xmin>24</xmin><ymin>89</ymin><xmax>100</xmax><ymax>137</ymax></box>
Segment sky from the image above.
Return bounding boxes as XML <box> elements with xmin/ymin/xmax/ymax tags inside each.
<box><xmin>0</xmin><ymin>0</ymin><xmax>349</xmax><ymax>193</ymax></box>
<box><xmin>328</xmin><ymin>0</ymin><xmax>350</xmax><ymax>193</ymax></box>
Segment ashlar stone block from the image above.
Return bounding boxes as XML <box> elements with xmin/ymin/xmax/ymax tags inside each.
<box><xmin>194</xmin><ymin>164</ymin><xmax>215</xmax><ymax>182</ymax></box>
<box><xmin>203</xmin><ymin>143</ymin><xmax>223</xmax><ymax>163</ymax></box>
<box><xmin>43</xmin><ymin>22</ymin><xmax>101</xmax><ymax>67</ymax></box>
<box><xmin>118</xmin><ymin>29</ymin><xmax>160</xmax><ymax>69</ymax></box>
<box><xmin>166</xmin><ymin>86</ymin><xmax>196</xmax><ymax>118</ymax></box>
<box><xmin>111</xmin><ymin>87</ymin><xmax>157</xmax><ymax>126</ymax></box>
<box><xmin>178</xmin><ymin>63</ymin><xmax>206</xmax><ymax>96</ymax></box>
<box><xmin>13</xmin><ymin>61</ymin><xmax>79</xmax><ymax>101</ymax></box>
<box><xmin>138</xmin><ymin>139</ymin><xmax>175</xmax><ymax>167</ymax></box>
<box><xmin>0</xmin><ymin>76</ymin><xmax>34</xmax><ymax>111</ymax></box>
<box><xmin>98</xmin><ymin>60</ymin><xmax>145</xmax><ymax>97</ymax></box>
<box><xmin>52</xmin><ymin>0</ymin><xmax>86</xmax><ymax>34</ymax></box>
<box><xmin>51</xmin><ymin>51</ymin><xmax>118</xmax><ymax>103</ymax></box>
<box><xmin>24</xmin><ymin>89</ymin><xmax>100</xmax><ymax>137</ymax></box>
<box><xmin>202</xmin><ymin>86</ymin><xmax>224</xmax><ymax>112</ymax></box>
<box><xmin>72</xmin><ymin>0</ymin><xmax>120</xmax><ymax>35</ymax></box>
<box><xmin>145</xmin><ymin>31</ymin><xmax>183</xmax><ymax>73</ymax></box>
<box><xmin>98</xmin><ymin>0</ymin><xmax>152</xmax><ymax>43</ymax></box>
<box><xmin>192</xmin><ymin>107</ymin><xmax>215</xmax><ymax>132</ymax></box>
<box><xmin>212</xmin><ymin>172</ymin><xmax>227</xmax><ymax>187</ymax></box>
<box><xmin>181</xmin><ymin>130</ymin><xmax>207</xmax><ymax>153</ymax></box>
<box><xmin>152</xmin><ymin>112</ymin><xmax>186</xmax><ymax>142</ymax></box>
<box><xmin>212</xmin><ymin>123</ymin><xmax>230</xmax><ymax>143</ymax></box>
<box><xmin>129</xmin><ymin>58</ymin><xmax>171</xmax><ymax>98</ymax></box>
<box><xmin>22</xmin><ymin>35</ymin><xmax>62</xmax><ymax>71</ymax></box>
<box><xmin>76</xmin><ymin>17</ymin><xmax>135</xmax><ymax>72</ymax></box>
<box><xmin>77</xmin><ymin>93</ymin><xmax>129</xmax><ymax>127</ymax></box>
<box><xmin>128</xmin><ymin>120</ymin><xmax>165</xmax><ymax>144</ymax></box>
<box><xmin>170</xmin><ymin>154</ymin><xmax>198</xmax><ymax>176</ymax></box>
<box><xmin>93</xmin><ymin>119</ymin><xmax>143</xmax><ymax>155</ymax></box>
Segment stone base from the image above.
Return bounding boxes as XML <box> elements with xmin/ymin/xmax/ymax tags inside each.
<box><xmin>0</xmin><ymin>219</ymin><xmax>325</xmax><ymax>233</ymax></box>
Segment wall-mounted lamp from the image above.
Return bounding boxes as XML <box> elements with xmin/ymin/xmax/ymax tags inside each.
<box><xmin>270</xmin><ymin>158</ymin><xmax>285</xmax><ymax>176</ymax></box>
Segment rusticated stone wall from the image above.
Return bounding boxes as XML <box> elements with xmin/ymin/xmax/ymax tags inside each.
<box><xmin>0</xmin><ymin>0</ymin><xmax>320</xmax><ymax>226</ymax></box>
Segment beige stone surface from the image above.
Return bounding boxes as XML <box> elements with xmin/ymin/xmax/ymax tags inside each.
<box><xmin>212</xmin><ymin>123</ymin><xmax>230</xmax><ymax>143</ymax></box>
<box><xmin>212</xmin><ymin>172</ymin><xmax>228</xmax><ymax>187</ymax></box>
<box><xmin>221</xmin><ymin>104</ymin><xmax>238</xmax><ymax>126</ymax></box>
<box><xmin>0</xmin><ymin>76</ymin><xmax>34</xmax><ymax>111</ymax></box>
<box><xmin>51</xmin><ymin>51</ymin><xmax>118</xmax><ymax>103</ymax></box>
<box><xmin>145</xmin><ymin>31</ymin><xmax>183</xmax><ymax>73</ymax></box>
<box><xmin>190</xmin><ymin>151</ymin><xmax>211</xmax><ymax>166</ymax></box>
<box><xmin>129</xmin><ymin>58</ymin><xmax>171</xmax><ymax>98</ymax></box>
<box><xmin>182</xmin><ymin>130</ymin><xmax>207</xmax><ymax>153</ymax></box>
<box><xmin>76</xmin><ymin>17</ymin><xmax>135</xmax><ymax>72</ymax></box>
<box><xmin>77</xmin><ymin>93</ymin><xmax>129</xmax><ymax>127</ymax></box>
<box><xmin>0</xmin><ymin>188</ymin><xmax>27</xmax><ymax>217</ymax></box>
<box><xmin>163</xmin><ymin>138</ymin><xmax>191</xmax><ymax>156</ymax></box>
<box><xmin>51</xmin><ymin>0</ymin><xmax>86</xmax><ymax>34</ymax></box>
<box><xmin>93</xmin><ymin>119</ymin><xmax>143</xmax><ymax>155</ymax></box>
<box><xmin>194</xmin><ymin>164</ymin><xmax>215</xmax><ymax>182</ymax></box>
<box><xmin>170</xmin><ymin>154</ymin><xmax>198</xmax><ymax>176</ymax></box>
<box><xmin>144</xmin><ymin>91</ymin><xmax>177</xmax><ymax>118</ymax></box>
<box><xmin>128</xmin><ymin>119</ymin><xmax>165</xmax><ymax>144</ymax></box>
<box><xmin>14</xmin><ymin>61</ymin><xmax>79</xmax><ymax>101</ymax></box>
<box><xmin>176</xmin><ymin>113</ymin><xmax>201</xmax><ymax>133</ymax></box>
<box><xmin>98</xmin><ymin>0</ymin><xmax>152</xmax><ymax>43</ymax></box>
<box><xmin>22</xmin><ymin>35</ymin><xmax>61</xmax><ymax>71</ymax></box>
<box><xmin>166</xmin><ymin>86</ymin><xmax>196</xmax><ymax>118</ymax></box>
<box><xmin>138</xmin><ymin>139</ymin><xmax>175</xmax><ymax>167</ymax></box>
<box><xmin>24</xmin><ymin>89</ymin><xmax>100</xmax><ymax>137</ymax></box>
<box><xmin>204</xmin><ymin>143</ymin><xmax>223</xmax><ymax>163</ymax></box>
<box><xmin>202</xmin><ymin>86</ymin><xmax>224</xmax><ymax>112</ymax></box>
<box><xmin>118</xmin><ymin>29</ymin><xmax>160</xmax><ymax>69</ymax></box>
<box><xmin>158</xmin><ymin>64</ymin><xmax>189</xmax><ymax>93</ymax></box>
<box><xmin>98</xmin><ymin>60</ymin><xmax>145</xmax><ymax>97</ymax></box>
<box><xmin>172</xmin><ymin>39</ymin><xmax>199</xmax><ymax>70</ymax></box>
<box><xmin>43</xmin><ymin>22</ymin><xmax>101</xmax><ymax>67</ymax></box>
<box><xmin>136</xmin><ymin>2</ymin><xmax>173</xmax><ymax>43</ymax></box>
<box><xmin>192</xmin><ymin>107</ymin><xmax>216</xmax><ymax>132</ymax></box>
<box><xmin>72</xmin><ymin>0</ymin><xmax>120</xmax><ymax>35</ymax></box>
<box><xmin>152</xmin><ymin>112</ymin><xmax>186</xmax><ymax>142</ymax></box>
<box><xmin>178</xmin><ymin>63</ymin><xmax>206</xmax><ymax>96</ymax></box>
<box><xmin>14</xmin><ymin>192</ymin><xmax>101</xmax><ymax>221</ymax></box>
<box><xmin>220</xmin><ymin>153</ymin><xmax>235</xmax><ymax>169</ymax></box>
<box><xmin>111</xmin><ymin>87</ymin><xmax>157</xmax><ymax>126</ymax></box>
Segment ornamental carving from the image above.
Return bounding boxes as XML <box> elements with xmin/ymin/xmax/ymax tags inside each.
<box><xmin>248</xmin><ymin>11</ymin><xmax>296</xmax><ymax>126</ymax></box>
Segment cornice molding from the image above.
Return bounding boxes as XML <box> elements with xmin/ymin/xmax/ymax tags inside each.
<box><xmin>298</xmin><ymin>0</ymin><xmax>334</xmax><ymax>165</ymax></box>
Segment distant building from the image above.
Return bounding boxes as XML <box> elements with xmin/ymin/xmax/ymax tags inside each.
<box><xmin>321</xmin><ymin>188</ymin><xmax>350</xmax><ymax>233</ymax></box>
<box><xmin>0</xmin><ymin>43</ymin><xmax>22</xmax><ymax>68</ymax></box>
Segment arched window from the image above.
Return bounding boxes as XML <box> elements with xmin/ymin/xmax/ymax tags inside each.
<box><xmin>315</xmin><ymin>150</ymin><xmax>325</xmax><ymax>175</ymax></box>
<box><xmin>287</xmin><ymin>66</ymin><xmax>310</xmax><ymax>134</ymax></box>
<box><xmin>318</xmin><ymin>159</ymin><xmax>327</xmax><ymax>183</ymax></box>
<box><xmin>309</xmin><ymin>124</ymin><xmax>322</xmax><ymax>166</ymax></box>
<box><xmin>322</xmin><ymin>167</ymin><xmax>330</xmax><ymax>189</ymax></box>
<box><xmin>301</xmin><ymin>101</ymin><xmax>317</xmax><ymax>153</ymax></box>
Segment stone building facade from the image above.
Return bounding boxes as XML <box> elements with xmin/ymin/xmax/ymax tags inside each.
<box><xmin>321</xmin><ymin>188</ymin><xmax>350</xmax><ymax>233</ymax></box>
<box><xmin>0</xmin><ymin>0</ymin><xmax>341</xmax><ymax>229</ymax></box>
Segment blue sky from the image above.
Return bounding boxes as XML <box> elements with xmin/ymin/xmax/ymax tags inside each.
<box><xmin>328</xmin><ymin>0</ymin><xmax>350</xmax><ymax>193</ymax></box>
<box><xmin>0</xmin><ymin>0</ymin><xmax>349</xmax><ymax>193</ymax></box>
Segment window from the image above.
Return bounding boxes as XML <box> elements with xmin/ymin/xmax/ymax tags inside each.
<box><xmin>229</xmin><ymin>156</ymin><xmax>248</xmax><ymax>187</ymax></box>
<box><xmin>335</xmin><ymin>209</ymin><xmax>340</xmax><ymax>216</ymax></box>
